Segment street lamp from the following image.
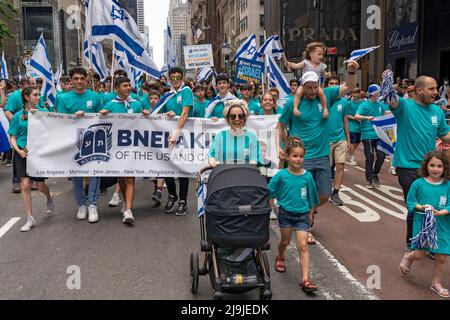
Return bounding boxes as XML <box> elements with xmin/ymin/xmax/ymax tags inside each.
<box><xmin>313</xmin><ymin>0</ymin><xmax>321</xmax><ymax>41</ymax></box>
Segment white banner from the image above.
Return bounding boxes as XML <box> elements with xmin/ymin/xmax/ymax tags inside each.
<box><xmin>183</xmin><ymin>44</ymin><xmax>214</xmax><ymax>70</ymax></box>
<box><xmin>27</xmin><ymin>112</ymin><xmax>279</xmax><ymax>178</ymax></box>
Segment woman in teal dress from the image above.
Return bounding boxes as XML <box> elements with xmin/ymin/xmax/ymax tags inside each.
<box><xmin>208</xmin><ymin>99</ymin><xmax>261</xmax><ymax>167</ymax></box>
<box><xmin>399</xmin><ymin>151</ymin><xmax>450</xmax><ymax>298</ymax></box>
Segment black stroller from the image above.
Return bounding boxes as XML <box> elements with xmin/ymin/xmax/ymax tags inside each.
<box><xmin>190</xmin><ymin>164</ymin><xmax>272</xmax><ymax>300</ymax></box>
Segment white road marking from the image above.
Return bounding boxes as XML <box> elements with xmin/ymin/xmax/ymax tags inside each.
<box><xmin>270</xmin><ymin>222</ymin><xmax>378</xmax><ymax>300</ymax></box>
<box><xmin>0</xmin><ymin>217</ymin><xmax>21</xmax><ymax>239</ymax></box>
<box><xmin>354</xmin><ymin>185</ymin><xmax>407</xmax><ymax>220</ymax></box>
<box><xmin>345</xmin><ymin>162</ymin><xmax>366</xmax><ymax>172</ymax></box>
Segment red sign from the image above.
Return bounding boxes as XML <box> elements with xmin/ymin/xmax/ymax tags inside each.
<box><xmin>328</xmin><ymin>47</ymin><xmax>337</xmax><ymax>55</ymax></box>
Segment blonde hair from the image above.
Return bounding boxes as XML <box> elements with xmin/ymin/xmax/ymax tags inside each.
<box><xmin>223</xmin><ymin>99</ymin><xmax>249</xmax><ymax>118</ymax></box>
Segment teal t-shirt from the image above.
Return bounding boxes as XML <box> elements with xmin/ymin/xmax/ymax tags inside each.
<box><xmin>392</xmin><ymin>98</ymin><xmax>450</xmax><ymax>169</ymax></box>
<box><xmin>54</xmin><ymin>90</ymin><xmax>67</xmax><ymax>111</ymax></box>
<box><xmin>4</xmin><ymin>90</ymin><xmax>23</xmax><ymax>115</ymax></box>
<box><xmin>407</xmin><ymin>178</ymin><xmax>450</xmax><ymax>254</ymax></box>
<box><xmin>208</xmin><ymin>129</ymin><xmax>261</xmax><ymax>165</ymax></box>
<box><xmin>268</xmin><ymin>168</ymin><xmax>319</xmax><ymax>214</ymax></box>
<box><xmin>356</xmin><ymin>100</ymin><xmax>389</xmax><ymax>140</ymax></box>
<box><xmin>248</xmin><ymin>100</ymin><xmax>261</xmax><ymax>115</ymax></box>
<box><xmin>193</xmin><ymin>98</ymin><xmax>209</xmax><ymax>118</ymax></box>
<box><xmin>140</xmin><ymin>93</ymin><xmax>152</xmax><ymax>111</ymax></box>
<box><xmin>57</xmin><ymin>90</ymin><xmax>102</xmax><ymax>114</ymax></box>
<box><xmin>161</xmin><ymin>87</ymin><xmax>194</xmax><ymax>116</ymax></box>
<box><xmin>279</xmin><ymin>86</ymin><xmax>340</xmax><ymax>160</ymax></box>
<box><xmin>348</xmin><ymin>99</ymin><xmax>362</xmax><ymax>133</ymax></box>
<box><xmin>103</xmin><ymin>91</ymin><xmax>140</xmax><ymax>105</ymax></box>
<box><xmin>207</xmin><ymin>101</ymin><xmax>226</xmax><ymax>119</ymax></box>
<box><xmin>8</xmin><ymin>108</ymin><xmax>48</xmax><ymax>148</ymax></box>
<box><xmin>328</xmin><ymin>97</ymin><xmax>351</xmax><ymax>143</ymax></box>
<box><xmin>103</xmin><ymin>99</ymin><xmax>143</xmax><ymax>114</ymax></box>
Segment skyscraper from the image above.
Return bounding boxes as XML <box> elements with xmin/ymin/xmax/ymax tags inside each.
<box><xmin>118</xmin><ymin>0</ymin><xmax>145</xmax><ymax>33</ymax></box>
<box><xmin>168</xmin><ymin>0</ymin><xmax>188</xmax><ymax>67</ymax></box>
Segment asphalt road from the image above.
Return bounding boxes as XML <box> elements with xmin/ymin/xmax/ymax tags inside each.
<box><xmin>0</xmin><ymin>147</ymin><xmax>448</xmax><ymax>300</ymax></box>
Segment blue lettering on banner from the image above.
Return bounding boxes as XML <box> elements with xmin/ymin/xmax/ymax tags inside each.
<box><xmin>117</xmin><ymin>130</ymin><xmax>215</xmax><ymax>149</ymax></box>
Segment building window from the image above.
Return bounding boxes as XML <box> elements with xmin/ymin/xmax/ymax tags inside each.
<box><xmin>260</xmin><ymin>14</ymin><xmax>265</xmax><ymax>27</ymax></box>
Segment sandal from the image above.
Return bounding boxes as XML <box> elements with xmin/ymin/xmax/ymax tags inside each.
<box><xmin>300</xmin><ymin>280</ymin><xmax>318</xmax><ymax>293</ymax></box>
<box><xmin>399</xmin><ymin>252</ymin><xmax>413</xmax><ymax>275</ymax></box>
<box><xmin>431</xmin><ymin>283</ymin><xmax>450</xmax><ymax>298</ymax></box>
<box><xmin>275</xmin><ymin>255</ymin><xmax>286</xmax><ymax>273</ymax></box>
<box><xmin>307</xmin><ymin>233</ymin><xmax>316</xmax><ymax>245</ymax></box>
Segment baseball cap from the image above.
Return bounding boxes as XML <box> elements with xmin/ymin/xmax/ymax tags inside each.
<box><xmin>301</xmin><ymin>71</ymin><xmax>320</xmax><ymax>84</ymax></box>
<box><xmin>367</xmin><ymin>84</ymin><xmax>381</xmax><ymax>96</ymax></box>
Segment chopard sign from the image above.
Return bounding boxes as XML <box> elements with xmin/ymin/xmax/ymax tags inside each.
<box><xmin>387</xmin><ymin>26</ymin><xmax>418</xmax><ymax>51</ymax></box>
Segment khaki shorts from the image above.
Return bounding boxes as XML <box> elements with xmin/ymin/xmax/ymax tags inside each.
<box><xmin>330</xmin><ymin>140</ymin><xmax>348</xmax><ymax>164</ymax></box>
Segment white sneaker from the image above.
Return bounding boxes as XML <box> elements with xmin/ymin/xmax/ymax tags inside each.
<box><xmin>45</xmin><ymin>197</ymin><xmax>54</xmax><ymax>214</ymax></box>
<box><xmin>270</xmin><ymin>210</ymin><xmax>277</xmax><ymax>220</ymax></box>
<box><xmin>350</xmin><ymin>158</ymin><xmax>358</xmax><ymax>166</ymax></box>
<box><xmin>77</xmin><ymin>205</ymin><xmax>88</xmax><ymax>220</ymax></box>
<box><xmin>88</xmin><ymin>205</ymin><xmax>99</xmax><ymax>223</ymax></box>
<box><xmin>108</xmin><ymin>193</ymin><xmax>121</xmax><ymax>207</ymax></box>
<box><xmin>120</xmin><ymin>203</ymin><xmax>126</xmax><ymax>214</ymax></box>
<box><xmin>123</xmin><ymin>210</ymin><xmax>135</xmax><ymax>225</ymax></box>
<box><xmin>20</xmin><ymin>216</ymin><xmax>36</xmax><ymax>232</ymax></box>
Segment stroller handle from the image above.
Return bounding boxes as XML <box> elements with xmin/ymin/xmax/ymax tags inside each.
<box><xmin>198</xmin><ymin>165</ymin><xmax>214</xmax><ymax>176</ymax></box>
<box><xmin>196</xmin><ymin>166</ymin><xmax>214</xmax><ymax>192</ymax></box>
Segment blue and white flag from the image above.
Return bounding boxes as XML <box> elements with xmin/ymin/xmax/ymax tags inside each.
<box><xmin>197</xmin><ymin>174</ymin><xmax>207</xmax><ymax>218</ymax></box>
<box><xmin>204</xmin><ymin>92</ymin><xmax>237</xmax><ymax>118</ymax></box>
<box><xmin>1</xmin><ymin>51</ymin><xmax>8</xmax><ymax>79</ymax></box>
<box><xmin>258</xmin><ymin>35</ymin><xmax>284</xmax><ymax>60</ymax></box>
<box><xmin>85</xmin><ymin>0</ymin><xmax>146</xmax><ymax>58</ymax></box>
<box><xmin>29</xmin><ymin>34</ymin><xmax>56</xmax><ymax>107</ymax></box>
<box><xmin>266</xmin><ymin>56</ymin><xmax>290</xmax><ymax>106</ymax></box>
<box><xmin>54</xmin><ymin>62</ymin><xmax>63</xmax><ymax>91</ymax></box>
<box><xmin>0</xmin><ymin>108</ymin><xmax>11</xmax><ymax>152</ymax></box>
<box><xmin>84</xmin><ymin>40</ymin><xmax>109</xmax><ymax>80</ymax></box>
<box><xmin>114</xmin><ymin>42</ymin><xmax>160</xmax><ymax>80</ymax></box>
<box><xmin>166</xmin><ymin>22</ymin><xmax>177</xmax><ymax>68</ymax></box>
<box><xmin>234</xmin><ymin>34</ymin><xmax>259</xmax><ymax>62</ymax></box>
<box><xmin>150</xmin><ymin>84</ymin><xmax>193</xmax><ymax>115</ymax></box>
<box><xmin>198</xmin><ymin>66</ymin><xmax>216</xmax><ymax>82</ymax></box>
<box><xmin>344</xmin><ymin>46</ymin><xmax>380</xmax><ymax>64</ymax></box>
<box><xmin>371</xmin><ymin>114</ymin><xmax>397</xmax><ymax>156</ymax></box>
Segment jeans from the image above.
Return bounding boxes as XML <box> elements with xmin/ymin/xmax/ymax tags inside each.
<box><xmin>11</xmin><ymin>150</ymin><xmax>21</xmax><ymax>183</ymax></box>
<box><xmin>164</xmin><ymin>177</ymin><xmax>189</xmax><ymax>201</ymax></box>
<box><xmin>396</xmin><ymin>167</ymin><xmax>421</xmax><ymax>248</ymax></box>
<box><xmin>72</xmin><ymin>177</ymin><xmax>101</xmax><ymax>207</ymax></box>
<box><xmin>362</xmin><ymin>139</ymin><xmax>386</xmax><ymax>182</ymax></box>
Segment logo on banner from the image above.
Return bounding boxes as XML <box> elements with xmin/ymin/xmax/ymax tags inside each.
<box><xmin>73</xmin><ymin>123</ymin><xmax>113</xmax><ymax>166</ymax></box>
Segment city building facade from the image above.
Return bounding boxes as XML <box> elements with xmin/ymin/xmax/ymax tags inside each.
<box><xmin>168</xmin><ymin>0</ymin><xmax>188</xmax><ymax>68</ymax></box>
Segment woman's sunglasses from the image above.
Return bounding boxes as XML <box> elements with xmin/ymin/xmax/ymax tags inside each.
<box><xmin>227</xmin><ymin>114</ymin><xmax>245</xmax><ymax>120</ymax></box>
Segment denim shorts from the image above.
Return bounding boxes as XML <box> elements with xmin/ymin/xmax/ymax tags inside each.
<box><xmin>278</xmin><ymin>207</ymin><xmax>311</xmax><ymax>232</ymax></box>
<box><xmin>303</xmin><ymin>156</ymin><xmax>332</xmax><ymax>195</ymax></box>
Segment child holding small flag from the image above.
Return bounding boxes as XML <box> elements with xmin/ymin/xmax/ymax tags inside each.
<box><xmin>399</xmin><ymin>151</ymin><xmax>450</xmax><ymax>298</ymax></box>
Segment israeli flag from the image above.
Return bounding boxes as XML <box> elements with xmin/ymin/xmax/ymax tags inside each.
<box><xmin>198</xmin><ymin>66</ymin><xmax>216</xmax><ymax>82</ymax></box>
<box><xmin>29</xmin><ymin>34</ymin><xmax>56</xmax><ymax>107</ymax></box>
<box><xmin>258</xmin><ymin>35</ymin><xmax>284</xmax><ymax>60</ymax></box>
<box><xmin>84</xmin><ymin>40</ymin><xmax>109</xmax><ymax>80</ymax></box>
<box><xmin>85</xmin><ymin>0</ymin><xmax>147</xmax><ymax>58</ymax></box>
<box><xmin>234</xmin><ymin>34</ymin><xmax>259</xmax><ymax>62</ymax></box>
<box><xmin>166</xmin><ymin>22</ymin><xmax>177</xmax><ymax>68</ymax></box>
<box><xmin>1</xmin><ymin>51</ymin><xmax>8</xmax><ymax>79</ymax></box>
<box><xmin>266</xmin><ymin>56</ymin><xmax>290</xmax><ymax>106</ymax></box>
<box><xmin>344</xmin><ymin>46</ymin><xmax>380</xmax><ymax>64</ymax></box>
<box><xmin>197</xmin><ymin>174</ymin><xmax>207</xmax><ymax>218</ymax></box>
<box><xmin>114</xmin><ymin>42</ymin><xmax>160</xmax><ymax>80</ymax></box>
<box><xmin>371</xmin><ymin>114</ymin><xmax>397</xmax><ymax>156</ymax></box>
<box><xmin>0</xmin><ymin>108</ymin><xmax>11</xmax><ymax>152</ymax></box>
<box><xmin>54</xmin><ymin>62</ymin><xmax>63</xmax><ymax>91</ymax></box>
<box><xmin>160</xmin><ymin>64</ymin><xmax>169</xmax><ymax>76</ymax></box>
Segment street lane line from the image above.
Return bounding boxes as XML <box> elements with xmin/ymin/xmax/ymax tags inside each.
<box><xmin>354</xmin><ymin>185</ymin><xmax>407</xmax><ymax>220</ymax></box>
<box><xmin>345</xmin><ymin>162</ymin><xmax>365</xmax><ymax>172</ymax></box>
<box><xmin>0</xmin><ymin>217</ymin><xmax>21</xmax><ymax>239</ymax></box>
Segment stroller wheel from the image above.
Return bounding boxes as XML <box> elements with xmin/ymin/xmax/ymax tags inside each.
<box><xmin>260</xmin><ymin>290</ymin><xmax>272</xmax><ymax>300</ymax></box>
<box><xmin>190</xmin><ymin>252</ymin><xmax>199</xmax><ymax>294</ymax></box>
<box><xmin>214</xmin><ymin>291</ymin><xmax>224</xmax><ymax>300</ymax></box>
<box><xmin>262</xmin><ymin>252</ymin><xmax>270</xmax><ymax>277</ymax></box>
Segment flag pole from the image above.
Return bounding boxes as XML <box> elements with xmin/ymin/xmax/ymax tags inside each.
<box><xmin>86</xmin><ymin>0</ymin><xmax>95</xmax><ymax>91</ymax></box>
<box><xmin>111</xmin><ymin>40</ymin><xmax>116</xmax><ymax>92</ymax></box>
